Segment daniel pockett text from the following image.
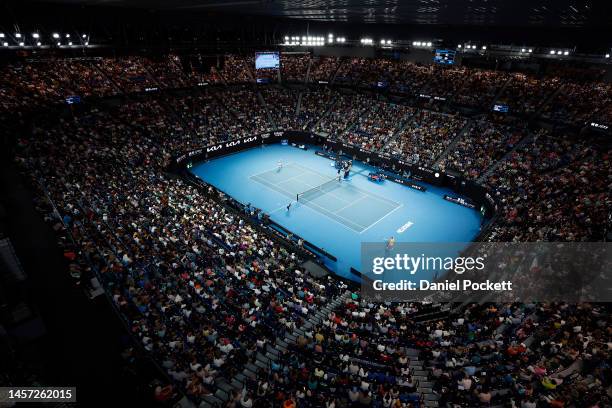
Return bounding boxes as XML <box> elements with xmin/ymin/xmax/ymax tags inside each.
<box><xmin>360</xmin><ymin>242</ymin><xmax>612</xmax><ymax>303</ymax></box>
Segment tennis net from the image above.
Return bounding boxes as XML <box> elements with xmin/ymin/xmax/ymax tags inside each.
<box><xmin>296</xmin><ymin>178</ymin><xmax>341</xmax><ymax>203</ymax></box>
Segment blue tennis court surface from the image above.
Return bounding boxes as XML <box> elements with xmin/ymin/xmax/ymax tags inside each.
<box><xmin>191</xmin><ymin>144</ymin><xmax>483</xmax><ymax>281</ymax></box>
<box><xmin>250</xmin><ymin>163</ymin><xmax>401</xmax><ymax>233</ymax></box>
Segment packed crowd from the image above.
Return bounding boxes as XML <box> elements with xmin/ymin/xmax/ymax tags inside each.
<box><xmin>485</xmin><ymin>130</ymin><xmax>611</xmax><ymax>241</ymax></box>
<box><xmin>217</xmin><ymin>86</ymin><xmax>274</xmax><ymax>134</ymax></box>
<box><xmin>343</xmin><ymin>102</ymin><xmax>415</xmax><ymax>151</ymax></box>
<box><xmin>313</xmin><ymin>93</ymin><xmax>373</xmax><ymax>138</ymax></box>
<box><xmin>540</xmin><ymin>81</ymin><xmax>612</xmax><ymax>125</ymax></box>
<box><xmin>309</xmin><ymin>56</ymin><xmax>341</xmax><ymax>83</ymax></box>
<box><xmin>383</xmin><ymin>111</ymin><xmax>468</xmax><ymax>166</ymax></box>
<box><xmin>16</xmin><ymin>104</ymin><xmax>349</xmax><ymax>406</ymax></box>
<box><xmin>298</xmin><ymin>87</ymin><xmax>336</xmax><ymax>130</ymax></box>
<box><xmin>2</xmin><ymin>54</ymin><xmax>612</xmax><ymax>127</ymax></box>
<box><xmin>4</xmin><ymin>53</ymin><xmax>612</xmax><ymax>408</ymax></box>
<box><xmin>439</xmin><ymin>120</ymin><xmax>526</xmax><ymax>180</ymax></box>
<box><xmin>496</xmin><ymin>74</ymin><xmax>561</xmax><ymax>117</ymax></box>
<box><xmin>261</xmin><ymin>87</ymin><xmax>300</xmax><ymax>130</ymax></box>
<box><xmin>280</xmin><ymin>54</ymin><xmax>309</xmax><ymax>83</ymax></box>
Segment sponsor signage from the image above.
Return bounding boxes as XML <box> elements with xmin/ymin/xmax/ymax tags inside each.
<box><xmin>444</xmin><ymin>194</ymin><xmax>476</xmax><ymax>209</ymax></box>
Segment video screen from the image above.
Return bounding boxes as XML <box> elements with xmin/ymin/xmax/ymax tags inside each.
<box><xmin>255</xmin><ymin>52</ymin><xmax>280</xmax><ymax>70</ymax></box>
<box><xmin>433</xmin><ymin>49</ymin><xmax>456</xmax><ymax>65</ymax></box>
<box><xmin>493</xmin><ymin>104</ymin><xmax>510</xmax><ymax>113</ymax></box>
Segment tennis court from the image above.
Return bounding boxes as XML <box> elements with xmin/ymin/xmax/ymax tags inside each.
<box><xmin>190</xmin><ymin>144</ymin><xmax>483</xmax><ymax>281</ymax></box>
<box><xmin>250</xmin><ymin>163</ymin><xmax>401</xmax><ymax>233</ymax></box>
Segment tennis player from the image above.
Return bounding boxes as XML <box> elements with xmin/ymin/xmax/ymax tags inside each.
<box><xmin>277</xmin><ymin>160</ymin><xmax>283</xmax><ymax>170</ymax></box>
<box><xmin>386</xmin><ymin>236</ymin><xmax>396</xmax><ymax>251</ymax></box>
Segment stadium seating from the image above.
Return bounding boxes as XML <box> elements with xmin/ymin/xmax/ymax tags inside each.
<box><xmin>4</xmin><ymin>53</ymin><xmax>611</xmax><ymax>408</ymax></box>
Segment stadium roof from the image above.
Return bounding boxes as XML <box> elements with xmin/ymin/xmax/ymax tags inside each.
<box><xmin>35</xmin><ymin>0</ymin><xmax>610</xmax><ymax>28</ymax></box>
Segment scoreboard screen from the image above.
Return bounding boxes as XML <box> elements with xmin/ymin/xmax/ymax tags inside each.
<box><xmin>433</xmin><ymin>49</ymin><xmax>456</xmax><ymax>65</ymax></box>
<box><xmin>255</xmin><ymin>52</ymin><xmax>280</xmax><ymax>70</ymax></box>
<box><xmin>493</xmin><ymin>104</ymin><xmax>510</xmax><ymax>113</ymax></box>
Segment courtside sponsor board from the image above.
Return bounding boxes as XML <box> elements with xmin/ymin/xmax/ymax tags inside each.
<box><xmin>443</xmin><ymin>194</ymin><xmax>476</xmax><ymax>209</ymax></box>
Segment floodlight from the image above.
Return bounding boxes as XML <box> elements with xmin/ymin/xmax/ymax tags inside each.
<box><xmin>53</xmin><ymin>33</ymin><xmax>60</xmax><ymax>39</ymax></box>
<box><xmin>32</xmin><ymin>33</ymin><xmax>40</xmax><ymax>39</ymax></box>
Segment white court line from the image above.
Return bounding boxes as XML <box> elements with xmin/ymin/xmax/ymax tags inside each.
<box><xmin>250</xmin><ymin>169</ymin><xmax>311</xmax><ymax>189</ymax></box>
<box><xmin>262</xmin><ymin>172</ymin><xmax>396</xmax><ymax>233</ymax></box>
<box><xmin>359</xmin><ymin>203</ymin><xmax>405</xmax><ymax>234</ymax></box>
<box><xmin>251</xmin><ymin>161</ymin><xmax>402</xmax><ymax>233</ymax></box>
<box><xmin>253</xmin><ymin>175</ymin><xmax>368</xmax><ymax>233</ymax></box>
<box><xmin>298</xmin><ymin>198</ymin><xmax>368</xmax><ymax>232</ymax></box>
<box><xmin>331</xmin><ymin>194</ymin><xmax>368</xmax><ymax>214</ymax></box>
<box><xmin>249</xmin><ymin>161</ymin><xmax>296</xmax><ymax>177</ymax></box>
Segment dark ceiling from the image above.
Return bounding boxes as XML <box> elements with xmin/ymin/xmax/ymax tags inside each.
<box><xmin>36</xmin><ymin>0</ymin><xmax>610</xmax><ymax>28</ymax></box>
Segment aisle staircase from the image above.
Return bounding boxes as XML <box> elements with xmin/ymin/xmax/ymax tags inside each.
<box><xmin>432</xmin><ymin>119</ymin><xmax>474</xmax><ymax>168</ymax></box>
<box><xmin>256</xmin><ymin>91</ymin><xmax>278</xmax><ymax>130</ymax></box>
<box><xmin>378</xmin><ymin>110</ymin><xmax>416</xmax><ymax>153</ymax></box>
<box><xmin>477</xmin><ymin>132</ymin><xmax>533</xmax><ymax>183</ymax></box>
<box><xmin>304</xmin><ymin>58</ymin><xmax>313</xmax><ymax>85</ymax></box>
<box><xmin>199</xmin><ymin>291</ymin><xmax>351</xmax><ymax>407</ymax></box>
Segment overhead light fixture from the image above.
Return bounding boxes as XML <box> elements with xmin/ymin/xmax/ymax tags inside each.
<box><xmin>0</xmin><ymin>33</ymin><xmax>4</xmax><ymax>38</ymax></box>
<box><xmin>557</xmin><ymin>50</ymin><xmax>562</xmax><ymax>55</ymax></box>
<box><xmin>52</xmin><ymin>33</ymin><xmax>60</xmax><ymax>39</ymax></box>
<box><xmin>457</xmin><ymin>44</ymin><xmax>462</xmax><ymax>48</ymax></box>
<box><xmin>528</xmin><ymin>49</ymin><xmax>533</xmax><ymax>53</ymax></box>
<box><xmin>550</xmin><ymin>50</ymin><xmax>556</xmax><ymax>54</ymax></box>
<box><xmin>37</xmin><ymin>41</ymin><xmax>41</xmax><ymax>46</ymax></box>
<box><xmin>68</xmin><ymin>41</ymin><xmax>72</xmax><ymax>45</ymax></box>
<box><xmin>56</xmin><ymin>42</ymin><xmax>61</xmax><ymax>46</ymax></box>
<box><xmin>605</xmin><ymin>54</ymin><xmax>610</xmax><ymax>58</ymax></box>
<box><xmin>472</xmin><ymin>45</ymin><xmax>477</xmax><ymax>49</ymax></box>
<box><xmin>2</xmin><ymin>42</ymin><xmax>8</xmax><ymax>47</ymax></box>
<box><xmin>82</xmin><ymin>34</ymin><xmax>87</xmax><ymax>38</ymax></box>
<box><xmin>19</xmin><ymin>42</ymin><xmax>24</xmax><ymax>46</ymax></box>
<box><xmin>563</xmin><ymin>51</ymin><xmax>569</xmax><ymax>55</ymax></box>
<box><xmin>32</xmin><ymin>33</ymin><xmax>39</xmax><ymax>39</ymax></box>
<box><xmin>65</xmin><ymin>33</ymin><xmax>70</xmax><ymax>38</ymax></box>
<box><xmin>426</xmin><ymin>42</ymin><xmax>432</xmax><ymax>47</ymax></box>
<box><xmin>482</xmin><ymin>45</ymin><xmax>487</xmax><ymax>50</ymax></box>
<box><xmin>521</xmin><ymin>48</ymin><xmax>526</xmax><ymax>52</ymax></box>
